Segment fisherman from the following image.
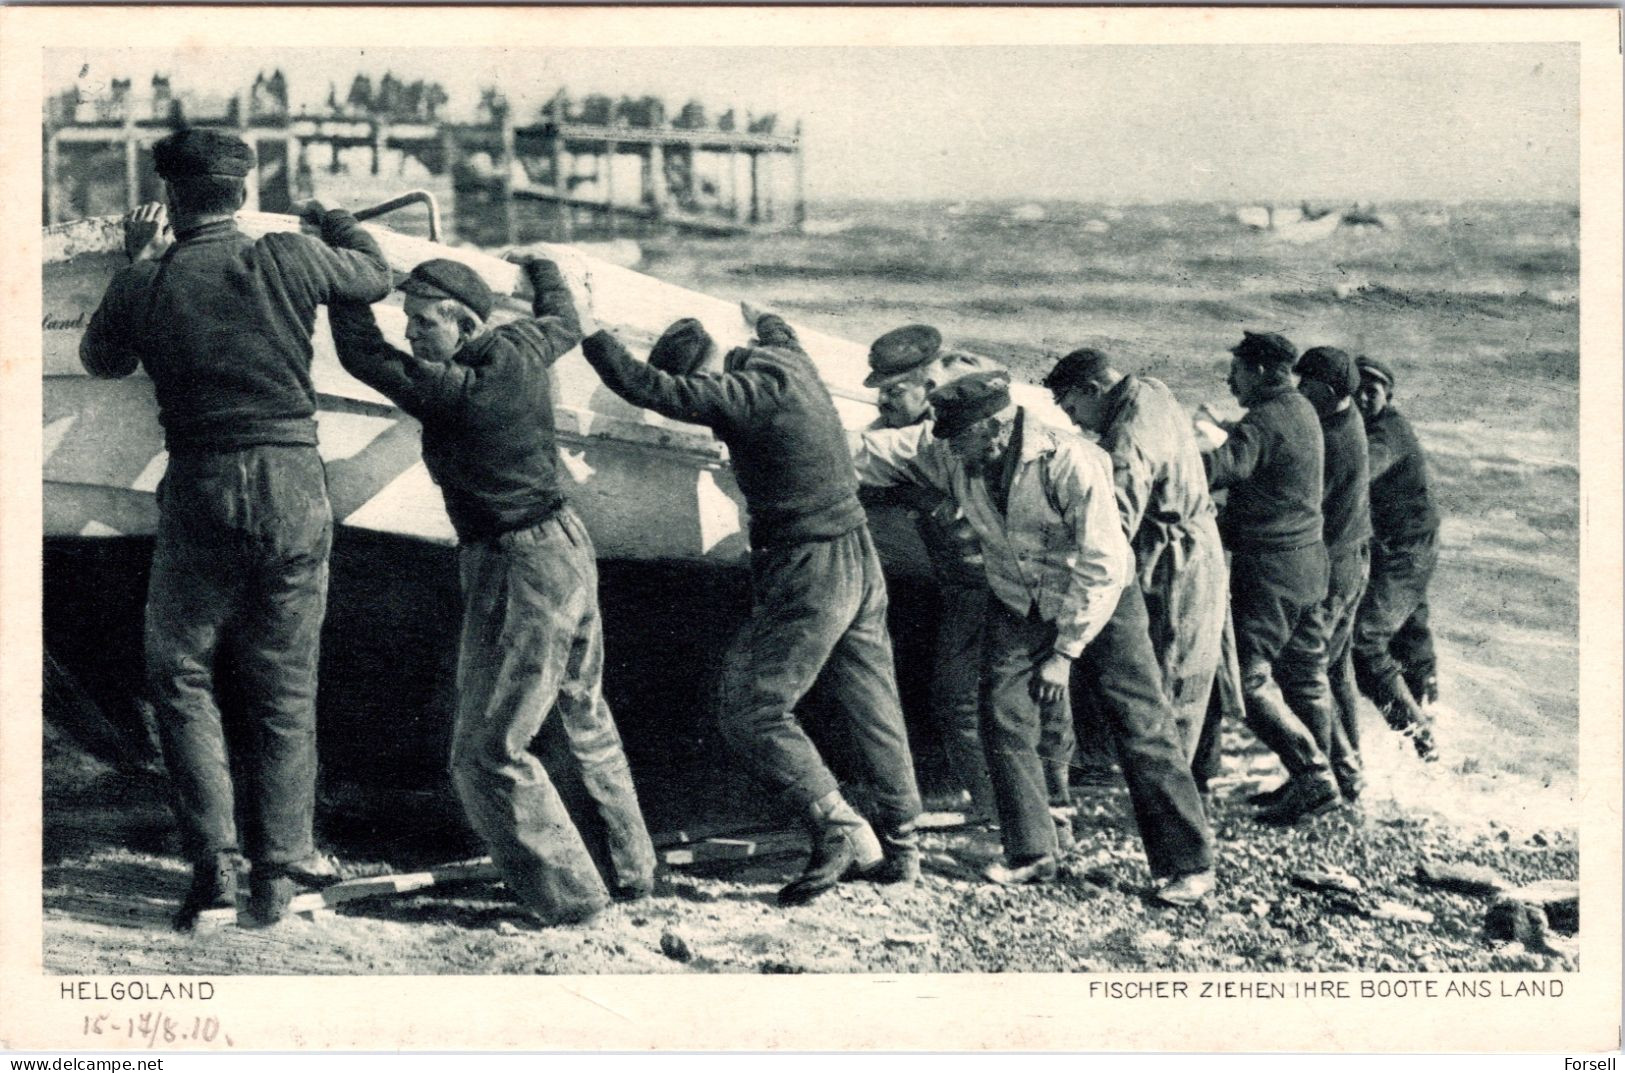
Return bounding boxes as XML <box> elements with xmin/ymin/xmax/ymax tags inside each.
<box><xmin>581</xmin><ymin>309</ymin><xmax>923</xmax><ymax>906</ymax></box>
<box><xmin>78</xmin><ymin>130</ymin><xmax>393</xmax><ymax>928</ymax></box>
<box><xmin>859</xmin><ymin>325</ymin><xmax>999</xmax><ymax>822</ymax></box>
<box><xmin>855</xmin><ymin>372</ymin><xmax>1215</xmax><ymax>905</ymax></box>
<box><xmin>1196</xmin><ymin>331</ymin><xmax>1341</xmax><ymax>824</ymax></box>
<box><xmin>1042</xmin><ymin>349</ymin><xmax>1227</xmax><ymax>782</ymax></box>
<box><xmin>1352</xmin><ymin>356</ymin><xmax>1441</xmax><ymax>760</ymax></box>
<box><xmin>326</xmin><ymin>254</ymin><xmax>656</xmax><ymax>926</ymax></box>
<box><xmin>1292</xmin><ymin>346</ymin><xmax>1374</xmax><ymax>803</ymax></box>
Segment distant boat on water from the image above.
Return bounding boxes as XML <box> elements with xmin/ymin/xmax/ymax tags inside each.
<box><xmin>1009</xmin><ymin>203</ymin><xmax>1046</xmax><ymax>222</ymax></box>
<box><xmin>1235</xmin><ymin>202</ymin><xmax>1344</xmax><ymax>243</ymax></box>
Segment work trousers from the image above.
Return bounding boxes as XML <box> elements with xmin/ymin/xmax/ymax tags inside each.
<box><xmin>1324</xmin><ymin>543</ymin><xmax>1371</xmax><ymax>797</ymax></box>
<box><xmin>145</xmin><ymin>445</ymin><xmax>331</xmax><ymax>868</ymax></box>
<box><xmin>453</xmin><ymin>507</ymin><xmax>656</xmax><ymax>923</ymax></box>
<box><xmin>1230</xmin><ymin>544</ymin><xmax>1335</xmax><ymax>782</ymax></box>
<box><xmin>932</xmin><ymin>583</ymin><xmax>1000</xmax><ymax>815</ymax></box>
<box><xmin>984</xmin><ymin>584</ymin><xmax>1213</xmax><ymax>878</ymax></box>
<box><xmin>1353</xmin><ymin>531</ymin><xmax>1440</xmax><ymax>706</ymax></box>
<box><xmin>937</xmin><ymin>583</ymin><xmax>1062</xmax><ymax>817</ymax></box>
<box><xmin>717</xmin><ymin>525</ymin><xmax>922</xmax><ymax>834</ymax></box>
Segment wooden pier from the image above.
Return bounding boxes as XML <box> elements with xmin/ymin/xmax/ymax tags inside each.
<box><xmin>44</xmin><ymin>81</ymin><xmax>805</xmax><ymax>243</ymax></box>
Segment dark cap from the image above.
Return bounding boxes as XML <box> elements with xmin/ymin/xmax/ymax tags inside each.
<box><xmin>401</xmin><ymin>259</ymin><xmax>496</xmax><ymax>322</ymax></box>
<box><xmin>649</xmin><ymin>318</ymin><xmax>716</xmax><ymax>376</ymax></box>
<box><xmin>1356</xmin><ymin>355</ymin><xmax>1396</xmax><ymax>392</ymax></box>
<box><xmin>865</xmin><ymin>324</ymin><xmax>942</xmax><ymax>388</ymax></box>
<box><xmin>153</xmin><ymin>129</ymin><xmax>256</xmax><ymax>180</ymax></box>
<box><xmin>1230</xmin><ymin>330</ymin><xmax>1298</xmax><ymax>369</ymax></box>
<box><xmin>1298</xmin><ymin>377</ymin><xmax>1339</xmax><ymax>419</ymax></box>
<box><xmin>1296</xmin><ymin>345</ymin><xmax>1358</xmax><ymax>399</ymax></box>
<box><xmin>929</xmin><ymin>370</ymin><xmax>1013</xmax><ymax>439</ymax></box>
<box><xmin>1041</xmin><ymin>347</ymin><xmax>1113</xmax><ymax>395</ymax></box>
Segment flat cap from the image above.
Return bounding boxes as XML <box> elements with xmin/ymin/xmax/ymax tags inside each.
<box><xmin>928</xmin><ymin>369</ymin><xmax>1012</xmax><ymax>439</ymax></box>
<box><xmin>1230</xmin><ymin>330</ymin><xmax>1298</xmax><ymax>369</ymax></box>
<box><xmin>1356</xmin><ymin>355</ymin><xmax>1396</xmax><ymax>392</ymax></box>
<box><xmin>401</xmin><ymin>259</ymin><xmax>495</xmax><ymax>322</ymax></box>
<box><xmin>1296</xmin><ymin>345</ymin><xmax>1358</xmax><ymax>399</ymax></box>
<box><xmin>649</xmin><ymin>318</ymin><xmax>716</xmax><ymax>376</ymax></box>
<box><xmin>865</xmin><ymin>324</ymin><xmax>942</xmax><ymax>388</ymax></box>
<box><xmin>1041</xmin><ymin>347</ymin><xmax>1112</xmax><ymax>395</ymax></box>
<box><xmin>153</xmin><ymin>129</ymin><xmax>256</xmax><ymax>180</ymax></box>
<box><xmin>1298</xmin><ymin>377</ymin><xmax>1339</xmax><ymax>419</ymax></box>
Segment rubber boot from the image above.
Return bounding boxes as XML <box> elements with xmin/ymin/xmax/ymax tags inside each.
<box><xmin>173</xmin><ymin>851</ymin><xmax>237</xmax><ymax>931</ymax></box>
<box><xmin>779</xmin><ymin>792</ymin><xmax>883</xmax><ymax>907</ymax></box>
<box><xmin>1379</xmin><ymin>678</ymin><xmax>1438</xmax><ymax>762</ymax></box>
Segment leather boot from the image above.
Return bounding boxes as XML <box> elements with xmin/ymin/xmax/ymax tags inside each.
<box><xmin>173</xmin><ymin>851</ymin><xmax>238</xmax><ymax>931</ymax></box>
<box><xmin>246</xmin><ymin>867</ymin><xmax>297</xmax><ymax>927</ymax></box>
<box><xmin>779</xmin><ymin>792</ymin><xmax>883</xmax><ymax>906</ymax></box>
<box><xmin>862</xmin><ymin>822</ymin><xmax>921</xmax><ymax>885</ymax></box>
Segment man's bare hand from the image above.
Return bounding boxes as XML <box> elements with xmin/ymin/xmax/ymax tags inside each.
<box><xmin>293</xmin><ymin>199</ymin><xmax>337</xmax><ymax>231</ymax></box>
<box><xmin>1034</xmin><ymin>652</ymin><xmax>1072</xmax><ymax>706</ymax></box>
<box><xmin>123</xmin><ymin>202</ymin><xmax>172</xmax><ymax>262</ymax></box>
<box><xmin>1193</xmin><ymin>417</ymin><xmax>1229</xmax><ymax>453</ymax></box>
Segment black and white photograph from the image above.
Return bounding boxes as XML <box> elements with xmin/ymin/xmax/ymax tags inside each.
<box><xmin>3</xmin><ymin>4</ymin><xmax>1620</xmax><ymax>1054</ymax></box>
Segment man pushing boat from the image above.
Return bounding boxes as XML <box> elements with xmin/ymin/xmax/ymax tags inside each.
<box><xmin>581</xmin><ymin>309</ymin><xmax>924</xmax><ymax>906</ymax></box>
<box><xmin>325</xmin><ymin>252</ymin><xmax>656</xmax><ymax>927</ymax></box>
<box><xmin>79</xmin><ymin>130</ymin><xmax>393</xmax><ymax>928</ymax></box>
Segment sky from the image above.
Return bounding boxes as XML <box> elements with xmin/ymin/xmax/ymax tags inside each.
<box><xmin>46</xmin><ymin>44</ymin><xmax>1580</xmax><ymax>204</ymax></box>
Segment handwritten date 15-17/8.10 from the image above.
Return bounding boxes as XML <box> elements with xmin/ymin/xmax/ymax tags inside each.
<box><xmin>82</xmin><ymin>1012</ymin><xmax>232</xmax><ymax>1048</ymax></box>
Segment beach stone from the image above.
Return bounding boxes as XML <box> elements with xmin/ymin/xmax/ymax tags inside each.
<box><xmin>1506</xmin><ymin>880</ymin><xmax>1578</xmax><ymax>933</ymax></box>
<box><xmin>1414</xmin><ymin>860</ymin><xmax>1510</xmax><ymax>895</ymax></box>
<box><xmin>659</xmin><ymin>930</ymin><xmax>693</xmax><ymax>963</ymax></box>
<box><xmin>1485</xmin><ymin>898</ymin><xmax>1547</xmax><ymax>945</ymax></box>
<box><xmin>1369</xmin><ymin>901</ymin><xmax>1434</xmax><ymax>926</ymax></box>
<box><xmin>1291</xmin><ymin>869</ymin><xmax>1363</xmax><ymax>896</ymax></box>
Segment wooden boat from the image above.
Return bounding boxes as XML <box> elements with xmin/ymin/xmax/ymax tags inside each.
<box><xmin>41</xmin><ymin>208</ymin><xmax>1064</xmax><ymax>805</ymax></box>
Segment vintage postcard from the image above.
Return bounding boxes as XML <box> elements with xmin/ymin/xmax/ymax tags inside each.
<box><xmin>1</xmin><ymin>5</ymin><xmax>1619</xmax><ymax>1054</ymax></box>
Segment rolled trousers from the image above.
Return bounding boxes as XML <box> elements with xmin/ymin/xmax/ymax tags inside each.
<box><xmin>453</xmin><ymin>507</ymin><xmax>656</xmax><ymax>923</ymax></box>
<box><xmin>1353</xmin><ymin>531</ymin><xmax>1439</xmax><ymax>705</ymax></box>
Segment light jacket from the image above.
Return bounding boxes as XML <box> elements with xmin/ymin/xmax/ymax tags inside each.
<box><xmin>1097</xmin><ymin>375</ymin><xmax>1227</xmax><ymax>707</ymax></box>
<box><xmin>854</xmin><ymin>408</ymin><xmax>1132</xmax><ymax>658</ymax></box>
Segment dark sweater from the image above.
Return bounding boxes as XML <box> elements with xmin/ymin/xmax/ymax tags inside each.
<box><xmin>1364</xmin><ymin>405</ymin><xmax>1439</xmax><ymax>544</ymax></box>
<box><xmin>1205</xmin><ymin>379</ymin><xmax>1325</xmax><ymax>554</ymax></box>
<box><xmin>80</xmin><ymin>211</ymin><xmax>391</xmax><ymax>451</ymax></box>
<box><xmin>328</xmin><ymin>260</ymin><xmax>583</xmax><ymax>543</ymax></box>
<box><xmin>581</xmin><ymin>321</ymin><xmax>865</xmax><ymax>547</ymax></box>
<box><xmin>1315</xmin><ymin>401</ymin><xmax>1374</xmax><ymax>555</ymax></box>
